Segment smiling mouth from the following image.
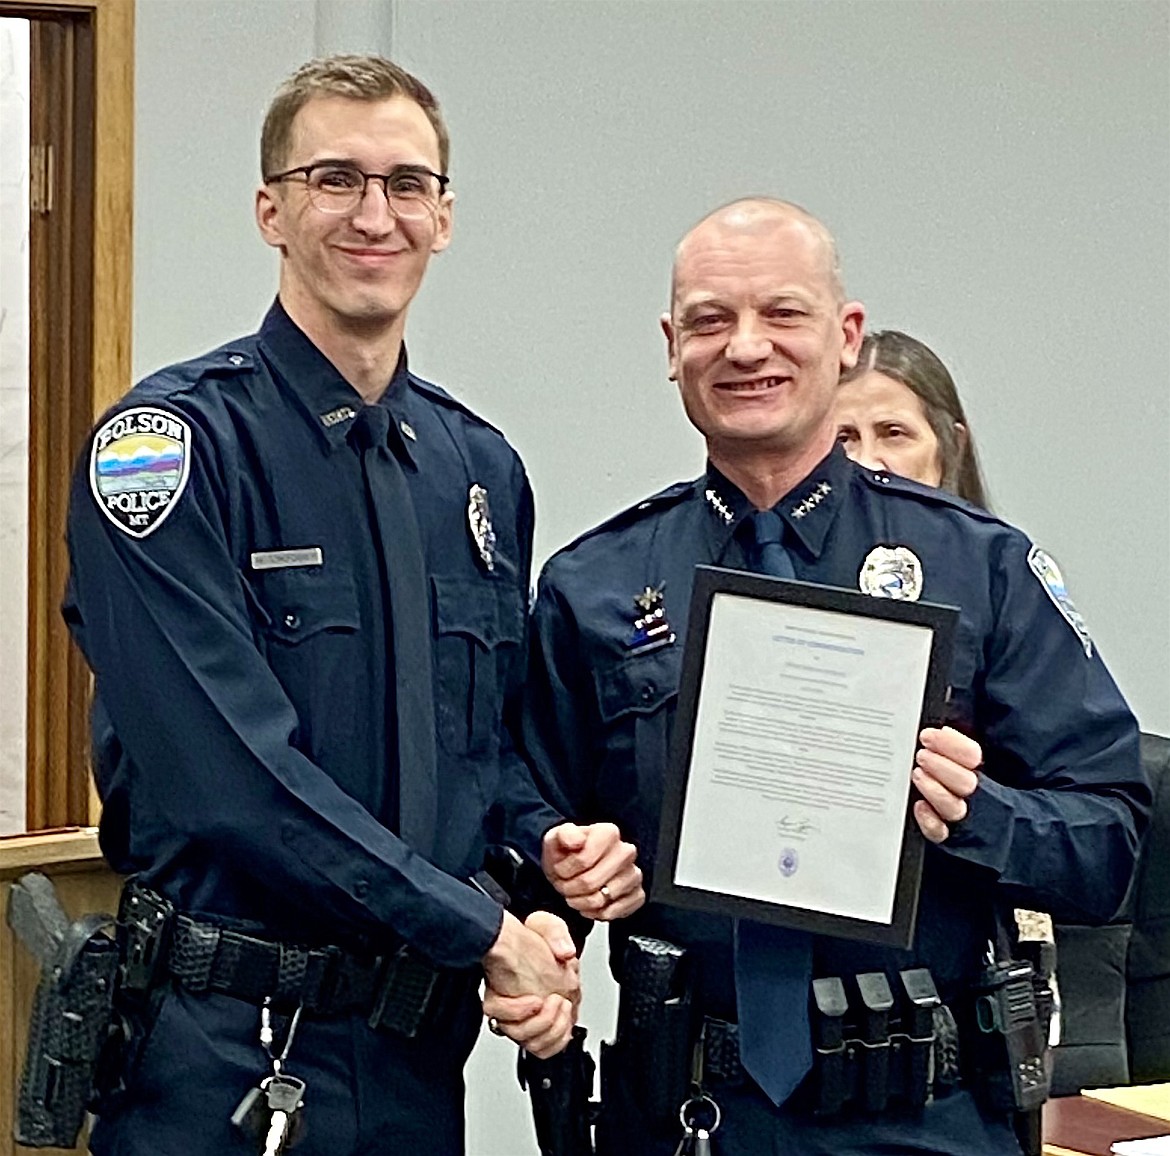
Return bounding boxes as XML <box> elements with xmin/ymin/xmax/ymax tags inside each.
<box><xmin>337</xmin><ymin>247</ymin><xmax>405</xmax><ymax>260</ymax></box>
<box><xmin>716</xmin><ymin>376</ymin><xmax>789</xmax><ymax>393</ymax></box>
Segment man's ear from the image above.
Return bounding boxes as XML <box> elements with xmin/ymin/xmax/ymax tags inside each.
<box><xmin>256</xmin><ymin>185</ymin><xmax>285</xmax><ymax>251</ymax></box>
<box><xmin>430</xmin><ymin>190</ymin><xmax>455</xmax><ymax>255</ymax></box>
<box><xmin>838</xmin><ymin>301</ymin><xmax>866</xmax><ymax>370</ymax></box>
<box><xmin>660</xmin><ymin>312</ymin><xmax>678</xmax><ymax>382</ymax></box>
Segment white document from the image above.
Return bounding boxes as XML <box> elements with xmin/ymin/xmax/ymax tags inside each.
<box><xmin>673</xmin><ymin>592</ymin><xmax>934</xmax><ymax>925</ymax></box>
<box><xmin>1112</xmin><ymin>1139</ymin><xmax>1170</xmax><ymax>1155</ymax></box>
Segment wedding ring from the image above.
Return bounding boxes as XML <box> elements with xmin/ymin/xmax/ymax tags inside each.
<box><xmin>599</xmin><ymin>884</ymin><xmax>612</xmax><ymax>902</ymax></box>
<box><xmin>488</xmin><ymin>1016</ymin><xmax>505</xmax><ymax>1036</ymax></box>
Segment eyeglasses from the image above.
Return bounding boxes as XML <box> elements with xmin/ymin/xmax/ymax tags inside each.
<box><xmin>265</xmin><ymin>162</ymin><xmax>450</xmax><ymax>220</ymax></box>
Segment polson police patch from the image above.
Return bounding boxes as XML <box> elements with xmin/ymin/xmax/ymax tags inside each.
<box><xmin>1027</xmin><ymin>545</ymin><xmax>1092</xmax><ymax>658</ymax></box>
<box><xmin>89</xmin><ymin>406</ymin><xmax>192</xmax><ymax>538</ymax></box>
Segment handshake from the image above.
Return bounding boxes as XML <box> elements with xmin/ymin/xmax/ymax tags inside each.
<box><xmin>480</xmin><ymin>821</ymin><xmax>643</xmax><ymax>1058</ymax></box>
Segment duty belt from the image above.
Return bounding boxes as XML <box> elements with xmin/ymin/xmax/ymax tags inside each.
<box><xmin>119</xmin><ymin>882</ymin><xmax>477</xmax><ymax>1037</ymax></box>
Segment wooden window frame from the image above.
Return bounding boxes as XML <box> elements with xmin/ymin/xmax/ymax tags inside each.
<box><xmin>0</xmin><ymin>0</ymin><xmax>133</xmax><ymax>830</ymax></box>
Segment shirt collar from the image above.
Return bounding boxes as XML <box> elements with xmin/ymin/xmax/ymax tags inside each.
<box><xmin>700</xmin><ymin>443</ymin><xmax>851</xmax><ymax>561</ymax></box>
<box><xmin>257</xmin><ymin>299</ymin><xmax>412</xmax><ymax>456</ymax></box>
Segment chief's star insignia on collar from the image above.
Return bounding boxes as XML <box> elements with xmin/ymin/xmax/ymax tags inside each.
<box><xmin>791</xmin><ymin>482</ymin><xmax>831</xmax><ymax>520</ymax></box>
<box><xmin>705</xmin><ymin>488</ymin><xmax>733</xmax><ymax>523</ymax></box>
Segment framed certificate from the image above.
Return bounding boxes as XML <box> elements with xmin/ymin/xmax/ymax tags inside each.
<box><xmin>652</xmin><ymin>565</ymin><xmax>959</xmax><ymax>949</ymax></box>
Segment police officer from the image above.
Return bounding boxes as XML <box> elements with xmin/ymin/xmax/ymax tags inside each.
<box><xmin>520</xmin><ymin>198</ymin><xmax>1149</xmax><ymax>1154</ymax></box>
<box><xmin>64</xmin><ymin>55</ymin><xmax>640</xmax><ymax>1156</ymax></box>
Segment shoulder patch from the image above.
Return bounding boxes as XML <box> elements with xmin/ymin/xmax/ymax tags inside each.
<box><xmin>89</xmin><ymin>406</ymin><xmax>192</xmax><ymax>538</ymax></box>
<box><xmin>563</xmin><ymin>479</ymin><xmax>696</xmax><ymax>551</ymax></box>
<box><xmin>1027</xmin><ymin>545</ymin><xmax>1092</xmax><ymax>658</ymax></box>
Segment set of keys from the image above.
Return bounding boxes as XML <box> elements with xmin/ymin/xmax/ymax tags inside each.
<box><xmin>231</xmin><ymin>1000</ymin><xmax>307</xmax><ymax>1154</ymax></box>
<box><xmin>672</xmin><ymin>1032</ymin><xmax>722</xmax><ymax>1156</ymax></box>
<box><xmin>671</xmin><ymin>1093</ymin><xmax>721</xmax><ymax>1156</ymax></box>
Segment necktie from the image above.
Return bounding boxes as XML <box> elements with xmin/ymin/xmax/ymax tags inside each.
<box><xmin>348</xmin><ymin>404</ymin><xmax>438</xmax><ymax>854</ymax></box>
<box><xmin>734</xmin><ymin>508</ymin><xmax>814</xmax><ymax>1106</ymax></box>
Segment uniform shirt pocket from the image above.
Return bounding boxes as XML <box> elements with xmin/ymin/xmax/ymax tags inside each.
<box><xmin>432</xmin><ymin>575</ymin><xmax>524</xmax><ymax>758</ymax></box>
<box><xmin>255</xmin><ymin>568</ymin><xmax>362</xmax><ymax>738</ymax></box>
<box><xmin>592</xmin><ymin>646</ymin><xmax>681</xmax><ymax>855</ymax></box>
<box><xmin>594</xmin><ymin>645</ymin><xmax>681</xmax><ymax>724</ymax></box>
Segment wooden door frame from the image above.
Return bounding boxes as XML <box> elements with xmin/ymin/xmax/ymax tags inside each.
<box><xmin>0</xmin><ymin>0</ymin><xmax>133</xmax><ymax>829</ymax></box>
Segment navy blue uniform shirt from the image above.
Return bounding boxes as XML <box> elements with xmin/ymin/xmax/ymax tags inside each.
<box><xmin>523</xmin><ymin>445</ymin><xmax>1149</xmax><ymax>1019</ymax></box>
<box><xmin>65</xmin><ymin>301</ymin><xmax>561</xmax><ymax>969</ymax></box>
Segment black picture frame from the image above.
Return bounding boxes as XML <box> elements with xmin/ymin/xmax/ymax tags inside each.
<box><xmin>651</xmin><ymin>565</ymin><xmax>959</xmax><ymax>949</ymax></box>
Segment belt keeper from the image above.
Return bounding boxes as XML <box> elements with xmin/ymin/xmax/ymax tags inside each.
<box><xmin>275</xmin><ymin>943</ymin><xmax>310</xmax><ymax>1007</ymax></box>
<box><xmin>368</xmin><ymin>946</ymin><xmax>438</xmax><ymax>1037</ymax></box>
<box><xmin>175</xmin><ymin>920</ymin><xmax>220</xmax><ymax>993</ymax></box>
<box><xmin>300</xmin><ymin>945</ymin><xmax>342</xmax><ymax>1014</ymax></box>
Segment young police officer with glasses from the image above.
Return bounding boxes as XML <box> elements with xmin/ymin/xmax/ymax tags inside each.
<box><xmin>64</xmin><ymin>55</ymin><xmax>641</xmax><ymax>1156</ymax></box>
<box><xmin>513</xmin><ymin>198</ymin><xmax>1148</xmax><ymax>1155</ymax></box>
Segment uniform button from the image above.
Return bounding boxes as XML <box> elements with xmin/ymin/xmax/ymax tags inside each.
<box><xmin>283</xmin><ymin>612</ymin><xmax>300</xmax><ymax>630</ymax></box>
<box><xmin>353</xmin><ymin>879</ymin><xmax>370</xmax><ymax>899</ymax></box>
<box><xmin>640</xmin><ymin>682</ymin><xmax>657</xmax><ymax>703</ymax></box>
<box><xmin>228</xmin><ymin>354</ymin><xmax>244</xmax><ymax>366</ymax></box>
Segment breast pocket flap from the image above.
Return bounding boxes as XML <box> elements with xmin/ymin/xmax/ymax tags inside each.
<box><xmin>595</xmin><ymin>646</ymin><xmax>680</xmax><ymax>723</ymax></box>
<box><xmin>432</xmin><ymin>575</ymin><xmax>523</xmax><ymax>649</ymax></box>
<box><xmin>258</xmin><ymin>569</ymin><xmax>361</xmax><ymax>644</ymax></box>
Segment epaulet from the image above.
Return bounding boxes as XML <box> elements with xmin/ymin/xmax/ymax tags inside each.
<box><xmin>858</xmin><ymin>467</ymin><xmax>1004</xmax><ymax>527</ymax></box>
<box><xmin>561</xmin><ymin>478</ymin><xmax>697</xmax><ymax>551</ymax></box>
<box><xmin>133</xmin><ymin>336</ymin><xmax>259</xmax><ymax>402</ymax></box>
<box><xmin>407</xmin><ymin>373</ymin><xmax>507</xmax><ymax>439</ymax></box>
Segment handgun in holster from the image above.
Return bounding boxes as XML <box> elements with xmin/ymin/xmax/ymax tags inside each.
<box><xmin>602</xmin><ymin>936</ymin><xmax>695</xmax><ymax>1129</ymax></box>
<box><xmin>519</xmin><ymin>1025</ymin><xmax>597</xmax><ymax>1156</ymax></box>
<box><xmin>8</xmin><ymin>872</ymin><xmax>121</xmax><ymax>1149</ymax></box>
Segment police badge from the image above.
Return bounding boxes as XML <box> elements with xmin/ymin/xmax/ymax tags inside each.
<box><xmin>859</xmin><ymin>545</ymin><xmax>923</xmax><ymax>601</ymax></box>
<box><xmin>467</xmin><ymin>484</ymin><xmax>496</xmax><ymax>572</ymax></box>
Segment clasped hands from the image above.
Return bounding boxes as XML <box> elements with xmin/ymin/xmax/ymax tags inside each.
<box><xmin>481</xmin><ymin>821</ymin><xmax>645</xmax><ymax>1057</ymax></box>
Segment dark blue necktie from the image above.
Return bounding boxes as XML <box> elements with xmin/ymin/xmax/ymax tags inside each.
<box><xmin>734</xmin><ymin>508</ymin><xmax>814</xmax><ymax>1106</ymax></box>
<box><xmin>349</xmin><ymin>404</ymin><xmax>437</xmax><ymax>853</ymax></box>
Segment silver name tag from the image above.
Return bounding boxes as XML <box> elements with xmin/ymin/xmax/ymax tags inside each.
<box><xmin>250</xmin><ymin>547</ymin><xmax>324</xmax><ymax>571</ymax></box>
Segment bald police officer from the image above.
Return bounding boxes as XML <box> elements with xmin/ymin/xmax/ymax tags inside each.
<box><xmin>519</xmin><ymin>198</ymin><xmax>1148</xmax><ymax>1155</ymax></box>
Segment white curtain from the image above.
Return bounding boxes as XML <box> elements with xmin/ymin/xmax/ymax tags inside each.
<box><xmin>0</xmin><ymin>17</ymin><xmax>29</xmax><ymax>834</ymax></box>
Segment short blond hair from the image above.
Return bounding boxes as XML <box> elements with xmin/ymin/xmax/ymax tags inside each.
<box><xmin>260</xmin><ymin>54</ymin><xmax>450</xmax><ymax>178</ymax></box>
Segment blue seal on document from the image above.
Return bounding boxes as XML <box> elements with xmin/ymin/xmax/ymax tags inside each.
<box><xmin>778</xmin><ymin>848</ymin><xmax>799</xmax><ymax>878</ymax></box>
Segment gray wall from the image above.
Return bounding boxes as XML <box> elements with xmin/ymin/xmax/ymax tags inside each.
<box><xmin>133</xmin><ymin>2</ymin><xmax>1170</xmax><ymax>1152</ymax></box>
